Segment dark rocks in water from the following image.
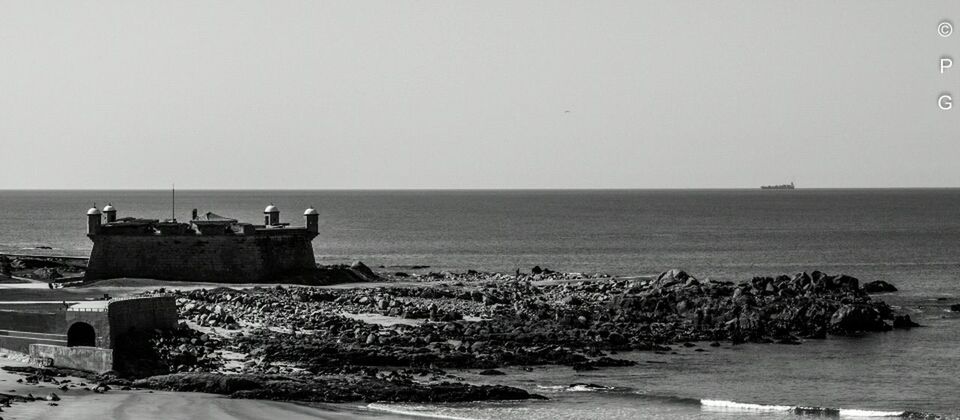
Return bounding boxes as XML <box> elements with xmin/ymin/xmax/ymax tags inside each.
<box><xmin>133</xmin><ymin>373</ymin><xmax>543</xmax><ymax>403</ymax></box>
<box><xmin>776</xmin><ymin>337</ymin><xmax>802</xmax><ymax>345</ymax></box>
<box><xmin>573</xmin><ymin>357</ymin><xmax>636</xmax><ymax>371</ymax></box>
<box><xmin>478</xmin><ymin>369</ymin><xmax>505</xmax><ymax>376</ymax></box>
<box><xmin>154</xmin><ymin>268</ymin><xmax>910</xmax><ymax>406</ymax></box>
<box><xmin>571</xmin><ymin>363</ymin><xmax>597</xmax><ymax>371</ymax></box>
<box><xmin>531</xmin><ymin>266</ymin><xmax>543</xmax><ymax>275</ymax></box>
<box><xmin>863</xmin><ymin>280</ymin><xmax>898</xmax><ymax>293</ymax></box>
<box><xmin>950</xmin><ymin>304</ymin><xmax>960</xmax><ymax>312</ymax></box>
<box><xmin>892</xmin><ymin>315</ymin><xmax>920</xmax><ymax>329</ymax></box>
<box><xmin>829</xmin><ymin>304</ymin><xmax>890</xmax><ymax>334</ymax></box>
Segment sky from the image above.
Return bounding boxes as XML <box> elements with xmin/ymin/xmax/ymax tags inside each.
<box><xmin>1</xmin><ymin>0</ymin><xmax>958</xmax><ymax>189</ymax></box>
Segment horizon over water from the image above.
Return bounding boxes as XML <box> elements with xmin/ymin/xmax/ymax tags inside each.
<box><xmin>1</xmin><ymin>189</ymin><xmax>958</xmax><ymax>418</ymax></box>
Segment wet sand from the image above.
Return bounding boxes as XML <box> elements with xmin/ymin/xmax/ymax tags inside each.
<box><xmin>0</xmin><ymin>356</ymin><xmax>403</xmax><ymax>420</ymax></box>
<box><xmin>6</xmin><ymin>390</ymin><xmax>385</xmax><ymax>420</ymax></box>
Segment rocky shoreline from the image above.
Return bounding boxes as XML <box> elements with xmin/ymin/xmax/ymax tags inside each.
<box><xmin>1</xmin><ymin>266</ymin><xmax>924</xmax><ymax>409</ymax></box>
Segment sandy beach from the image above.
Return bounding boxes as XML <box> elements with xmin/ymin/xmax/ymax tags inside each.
<box><xmin>0</xmin><ymin>355</ymin><xmax>401</xmax><ymax>420</ymax></box>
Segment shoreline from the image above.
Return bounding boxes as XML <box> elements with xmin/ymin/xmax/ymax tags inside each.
<box><xmin>0</xmin><ymin>264</ymin><xmax>946</xmax><ymax>419</ymax></box>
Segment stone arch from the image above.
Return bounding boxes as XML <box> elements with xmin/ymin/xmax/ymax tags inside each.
<box><xmin>67</xmin><ymin>322</ymin><xmax>96</xmax><ymax>347</ymax></box>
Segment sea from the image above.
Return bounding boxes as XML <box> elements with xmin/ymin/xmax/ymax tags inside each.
<box><xmin>0</xmin><ymin>189</ymin><xmax>958</xmax><ymax>419</ymax></box>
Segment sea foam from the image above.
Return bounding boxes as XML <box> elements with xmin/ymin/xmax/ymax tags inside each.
<box><xmin>702</xmin><ymin>399</ymin><xmax>909</xmax><ymax>418</ymax></box>
<box><xmin>366</xmin><ymin>403</ymin><xmax>478</xmax><ymax>420</ymax></box>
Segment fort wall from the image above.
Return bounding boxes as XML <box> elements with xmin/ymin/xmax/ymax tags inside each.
<box><xmin>85</xmin><ymin>231</ymin><xmax>317</xmax><ymax>283</ymax></box>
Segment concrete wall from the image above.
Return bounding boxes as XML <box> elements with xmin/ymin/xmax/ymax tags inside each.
<box><xmin>0</xmin><ymin>332</ymin><xmax>67</xmax><ymax>353</ymax></box>
<box><xmin>108</xmin><ymin>296</ymin><xmax>178</xmax><ymax>346</ymax></box>
<box><xmin>30</xmin><ymin>344</ymin><xmax>114</xmax><ymax>374</ymax></box>
<box><xmin>0</xmin><ymin>309</ymin><xmax>66</xmax><ymax>333</ymax></box>
<box><xmin>0</xmin><ymin>309</ymin><xmax>68</xmax><ymax>353</ymax></box>
<box><xmin>85</xmin><ymin>231</ymin><xmax>317</xmax><ymax>283</ymax></box>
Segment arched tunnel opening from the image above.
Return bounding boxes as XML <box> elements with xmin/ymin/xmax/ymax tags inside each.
<box><xmin>67</xmin><ymin>322</ymin><xmax>96</xmax><ymax>347</ymax></box>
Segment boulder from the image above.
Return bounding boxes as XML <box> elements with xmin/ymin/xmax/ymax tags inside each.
<box><xmin>863</xmin><ymin>280</ymin><xmax>897</xmax><ymax>294</ymax></box>
<box><xmin>658</xmin><ymin>269</ymin><xmax>690</xmax><ymax>283</ymax></box>
<box><xmin>892</xmin><ymin>315</ymin><xmax>919</xmax><ymax>329</ymax></box>
<box><xmin>830</xmin><ymin>274</ymin><xmax>860</xmax><ymax>292</ymax></box>
<box><xmin>350</xmin><ymin>261</ymin><xmax>376</xmax><ymax>279</ymax></box>
<box><xmin>949</xmin><ymin>304</ymin><xmax>960</xmax><ymax>312</ymax></box>
<box><xmin>829</xmin><ymin>305</ymin><xmax>888</xmax><ymax>333</ymax></box>
<box><xmin>478</xmin><ymin>369</ymin><xmax>505</xmax><ymax>376</ymax></box>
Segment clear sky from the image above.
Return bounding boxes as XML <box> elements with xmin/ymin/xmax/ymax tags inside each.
<box><xmin>1</xmin><ymin>1</ymin><xmax>958</xmax><ymax>189</ymax></box>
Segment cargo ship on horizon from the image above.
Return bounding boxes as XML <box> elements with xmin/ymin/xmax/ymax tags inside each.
<box><xmin>761</xmin><ymin>182</ymin><xmax>795</xmax><ymax>190</ymax></box>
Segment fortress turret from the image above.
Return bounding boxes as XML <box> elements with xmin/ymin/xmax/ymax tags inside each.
<box><xmin>102</xmin><ymin>203</ymin><xmax>117</xmax><ymax>223</ymax></box>
<box><xmin>87</xmin><ymin>207</ymin><xmax>102</xmax><ymax>235</ymax></box>
<box><xmin>304</xmin><ymin>207</ymin><xmax>319</xmax><ymax>234</ymax></box>
<box><xmin>264</xmin><ymin>204</ymin><xmax>280</xmax><ymax>226</ymax></box>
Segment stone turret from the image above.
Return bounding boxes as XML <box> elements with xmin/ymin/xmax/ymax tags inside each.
<box><xmin>87</xmin><ymin>207</ymin><xmax>102</xmax><ymax>235</ymax></box>
<box><xmin>102</xmin><ymin>203</ymin><xmax>117</xmax><ymax>223</ymax></box>
<box><xmin>264</xmin><ymin>204</ymin><xmax>280</xmax><ymax>226</ymax></box>
<box><xmin>304</xmin><ymin>207</ymin><xmax>319</xmax><ymax>234</ymax></box>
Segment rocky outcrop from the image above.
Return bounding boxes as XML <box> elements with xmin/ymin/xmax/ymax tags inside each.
<box><xmin>103</xmin><ymin>269</ymin><xmax>911</xmax><ymax>405</ymax></box>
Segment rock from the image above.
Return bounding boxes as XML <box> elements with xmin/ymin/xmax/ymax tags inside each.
<box><xmin>892</xmin><ymin>315</ymin><xmax>919</xmax><ymax>329</ymax></box>
<box><xmin>949</xmin><ymin>304</ymin><xmax>960</xmax><ymax>312</ymax></box>
<box><xmin>561</xmin><ymin>296</ymin><xmax>582</xmax><ymax>306</ymax></box>
<box><xmin>478</xmin><ymin>369</ymin><xmax>505</xmax><ymax>376</ymax></box>
<box><xmin>350</xmin><ymin>261</ymin><xmax>376</xmax><ymax>279</ymax></box>
<box><xmin>831</xmin><ymin>274</ymin><xmax>860</xmax><ymax>291</ymax></box>
<box><xmin>531</xmin><ymin>266</ymin><xmax>543</xmax><ymax>275</ymax></box>
<box><xmin>657</xmin><ymin>269</ymin><xmax>690</xmax><ymax>286</ymax></box>
<box><xmin>45</xmin><ymin>393</ymin><xmax>60</xmax><ymax>401</ymax></box>
<box><xmin>863</xmin><ymin>280</ymin><xmax>897</xmax><ymax>293</ymax></box>
<box><xmin>829</xmin><ymin>305</ymin><xmax>889</xmax><ymax>334</ymax></box>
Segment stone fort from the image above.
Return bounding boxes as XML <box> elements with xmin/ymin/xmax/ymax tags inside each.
<box><xmin>85</xmin><ymin>204</ymin><xmax>320</xmax><ymax>283</ymax></box>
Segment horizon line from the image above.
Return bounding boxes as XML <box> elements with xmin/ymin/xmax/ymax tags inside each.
<box><xmin>2</xmin><ymin>187</ymin><xmax>960</xmax><ymax>191</ymax></box>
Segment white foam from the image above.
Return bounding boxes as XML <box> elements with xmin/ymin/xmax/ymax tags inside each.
<box><xmin>701</xmin><ymin>399</ymin><xmax>907</xmax><ymax>418</ymax></box>
<box><xmin>366</xmin><ymin>403</ymin><xmax>478</xmax><ymax>420</ymax></box>
<box><xmin>701</xmin><ymin>399</ymin><xmax>792</xmax><ymax>411</ymax></box>
<box><xmin>566</xmin><ymin>384</ymin><xmax>610</xmax><ymax>392</ymax></box>
<box><xmin>838</xmin><ymin>409</ymin><xmax>905</xmax><ymax>417</ymax></box>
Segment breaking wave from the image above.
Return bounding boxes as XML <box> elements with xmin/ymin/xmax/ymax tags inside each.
<box><xmin>365</xmin><ymin>403</ymin><xmax>478</xmax><ymax>420</ymax></box>
<box><xmin>701</xmin><ymin>399</ymin><xmax>939</xmax><ymax>418</ymax></box>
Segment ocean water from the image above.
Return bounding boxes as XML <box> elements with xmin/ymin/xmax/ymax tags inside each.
<box><xmin>1</xmin><ymin>189</ymin><xmax>959</xmax><ymax>418</ymax></box>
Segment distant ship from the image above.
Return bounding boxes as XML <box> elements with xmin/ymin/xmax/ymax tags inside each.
<box><xmin>761</xmin><ymin>182</ymin><xmax>795</xmax><ymax>190</ymax></box>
